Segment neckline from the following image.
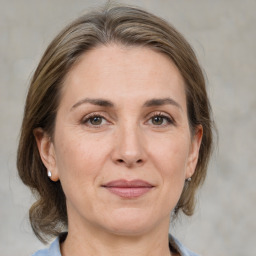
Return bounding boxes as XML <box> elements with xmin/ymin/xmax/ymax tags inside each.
<box><xmin>57</xmin><ymin>232</ymin><xmax>182</xmax><ymax>256</ymax></box>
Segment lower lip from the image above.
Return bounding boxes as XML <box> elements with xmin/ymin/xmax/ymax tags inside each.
<box><xmin>105</xmin><ymin>187</ymin><xmax>152</xmax><ymax>199</ymax></box>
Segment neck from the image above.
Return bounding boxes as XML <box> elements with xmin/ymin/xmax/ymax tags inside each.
<box><xmin>61</xmin><ymin>217</ymin><xmax>173</xmax><ymax>256</ymax></box>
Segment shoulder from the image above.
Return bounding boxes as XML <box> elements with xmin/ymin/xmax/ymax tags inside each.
<box><xmin>32</xmin><ymin>248</ymin><xmax>49</xmax><ymax>256</ymax></box>
<box><xmin>32</xmin><ymin>235</ymin><xmax>62</xmax><ymax>256</ymax></box>
<box><xmin>169</xmin><ymin>234</ymin><xmax>200</xmax><ymax>256</ymax></box>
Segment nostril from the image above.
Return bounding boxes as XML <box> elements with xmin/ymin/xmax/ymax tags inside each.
<box><xmin>116</xmin><ymin>158</ymin><xmax>143</xmax><ymax>166</ymax></box>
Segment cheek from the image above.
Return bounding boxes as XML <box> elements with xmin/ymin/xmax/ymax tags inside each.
<box><xmin>144</xmin><ymin>132</ymin><xmax>191</xmax><ymax>215</ymax></box>
<box><xmin>149</xmin><ymin>132</ymin><xmax>190</xmax><ymax>182</ymax></box>
<box><xmin>54</xmin><ymin>129</ymin><xmax>110</xmax><ymax>183</ymax></box>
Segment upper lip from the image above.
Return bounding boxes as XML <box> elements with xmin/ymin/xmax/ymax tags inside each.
<box><xmin>102</xmin><ymin>179</ymin><xmax>154</xmax><ymax>188</ymax></box>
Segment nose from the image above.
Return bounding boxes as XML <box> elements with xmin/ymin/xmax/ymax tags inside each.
<box><xmin>111</xmin><ymin>123</ymin><xmax>146</xmax><ymax>168</ymax></box>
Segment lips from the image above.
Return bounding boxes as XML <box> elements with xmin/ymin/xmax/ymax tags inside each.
<box><xmin>102</xmin><ymin>179</ymin><xmax>154</xmax><ymax>199</ymax></box>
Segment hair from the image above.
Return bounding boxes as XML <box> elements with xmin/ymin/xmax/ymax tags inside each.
<box><xmin>17</xmin><ymin>2</ymin><xmax>214</xmax><ymax>243</ymax></box>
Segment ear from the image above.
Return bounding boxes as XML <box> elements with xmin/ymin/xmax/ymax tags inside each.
<box><xmin>185</xmin><ymin>125</ymin><xmax>203</xmax><ymax>179</ymax></box>
<box><xmin>33</xmin><ymin>128</ymin><xmax>59</xmax><ymax>182</ymax></box>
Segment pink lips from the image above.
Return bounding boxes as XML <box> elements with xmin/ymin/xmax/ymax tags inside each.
<box><xmin>102</xmin><ymin>179</ymin><xmax>154</xmax><ymax>199</ymax></box>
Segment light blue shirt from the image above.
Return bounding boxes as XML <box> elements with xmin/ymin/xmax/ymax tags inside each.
<box><xmin>32</xmin><ymin>233</ymin><xmax>199</xmax><ymax>256</ymax></box>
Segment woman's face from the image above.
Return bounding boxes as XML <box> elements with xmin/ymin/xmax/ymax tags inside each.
<box><xmin>38</xmin><ymin>44</ymin><xmax>202</xmax><ymax>236</ymax></box>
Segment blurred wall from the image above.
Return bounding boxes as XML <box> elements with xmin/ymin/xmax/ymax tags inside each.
<box><xmin>1</xmin><ymin>0</ymin><xmax>255</xmax><ymax>255</ymax></box>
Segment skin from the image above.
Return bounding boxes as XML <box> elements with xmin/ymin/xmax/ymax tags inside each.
<box><xmin>35</xmin><ymin>44</ymin><xmax>202</xmax><ymax>256</ymax></box>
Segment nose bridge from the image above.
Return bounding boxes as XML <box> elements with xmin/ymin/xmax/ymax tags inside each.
<box><xmin>113</xmin><ymin>118</ymin><xmax>145</xmax><ymax>167</ymax></box>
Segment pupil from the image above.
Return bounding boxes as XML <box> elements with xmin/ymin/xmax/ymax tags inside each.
<box><xmin>91</xmin><ymin>117</ymin><xmax>102</xmax><ymax>125</ymax></box>
<box><xmin>153</xmin><ymin>116</ymin><xmax>163</xmax><ymax>125</ymax></box>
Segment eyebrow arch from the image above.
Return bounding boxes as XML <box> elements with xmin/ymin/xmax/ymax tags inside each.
<box><xmin>143</xmin><ymin>98</ymin><xmax>182</xmax><ymax>110</ymax></box>
<box><xmin>71</xmin><ymin>98</ymin><xmax>114</xmax><ymax>110</ymax></box>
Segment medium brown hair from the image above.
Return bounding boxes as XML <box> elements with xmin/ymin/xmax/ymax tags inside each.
<box><xmin>17</xmin><ymin>3</ymin><xmax>214</xmax><ymax>243</ymax></box>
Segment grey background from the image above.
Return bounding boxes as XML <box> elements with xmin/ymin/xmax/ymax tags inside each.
<box><xmin>1</xmin><ymin>0</ymin><xmax>255</xmax><ymax>255</ymax></box>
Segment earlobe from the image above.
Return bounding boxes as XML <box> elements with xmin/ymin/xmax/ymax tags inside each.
<box><xmin>33</xmin><ymin>128</ymin><xmax>59</xmax><ymax>182</ymax></box>
<box><xmin>186</xmin><ymin>125</ymin><xmax>203</xmax><ymax>179</ymax></box>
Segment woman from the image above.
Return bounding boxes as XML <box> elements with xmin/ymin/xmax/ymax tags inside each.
<box><xmin>17</xmin><ymin>3</ymin><xmax>213</xmax><ymax>256</ymax></box>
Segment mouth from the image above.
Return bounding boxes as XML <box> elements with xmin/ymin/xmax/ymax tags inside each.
<box><xmin>101</xmin><ymin>179</ymin><xmax>154</xmax><ymax>199</ymax></box>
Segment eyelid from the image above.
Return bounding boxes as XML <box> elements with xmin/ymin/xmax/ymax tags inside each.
<box><xmin>146</xmin><ymin>111</ymin><xmax>176</xmax><ymax>126</ymax></box>
<box><xmin>81</xmin><ymin>112</ymin><xmax>111</xmax><ymax>127</ymax></box>
<box><xmin>80</xmin><ymin>111</ymin><xmax>175</xmax><ymax>128</ymax></box>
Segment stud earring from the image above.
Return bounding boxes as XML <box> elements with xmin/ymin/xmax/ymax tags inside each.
<box><xmin>47</xmin><ymin>170</ymin><xmax>52</xmax><ymax>177</ymax></box>
<box><xmin>186</xmin><ymin>177</ymin><xmax>192</xmax><ymax>182</ymax></box>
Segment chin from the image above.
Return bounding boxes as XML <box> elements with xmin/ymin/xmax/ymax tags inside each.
<box><xmin>100</xmin><ymin>208</ymin><xmax>159</xmax><ymax>236</ymax></box>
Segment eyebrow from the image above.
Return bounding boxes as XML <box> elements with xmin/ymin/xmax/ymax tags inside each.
<box><xmin>71</xmin><ymin>98</ymin><xmax>114</xmax><ymax>110</ymax></box>
<box><xmin>143</xmin><ymin>98</ymin><xmax>182</xmax><ymax>110</ymax></box>
<box><xmin>70</xmin><ymin>97</ymin><xmax>182</xmax><ymax>111</ymax></box>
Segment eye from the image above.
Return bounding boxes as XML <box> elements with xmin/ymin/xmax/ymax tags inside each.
<box><xmin>81</xmin><ymin>113</ymin><xmax>109</xmax><ymax>127</ymax></box>
<box><xmin>151</xmin><ymin>116</ymin><xmax>165</xmax><ymax>125</ymax></box>
<box><xmin>147</xmin><ymin>112</ymin><xmax>175</xmax><ymax>127</ymax></box>
<box><xmin>89</xmin><ymin>116</ymin><xmax>103</xmax><ymax>125</ymax></box>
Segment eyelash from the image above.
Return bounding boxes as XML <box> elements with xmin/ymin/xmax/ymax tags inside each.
<box><xmin>81</xmin><ymin>112</ymin><xmax>175</xmax><ymax>128</ymax></box>
<box><xmin>81</xmin><ymin>112</ymin><xmax>109</xmax><ymax>127</ymax></box>
<box><xmin>146</xmin><ymin>112</ymin><xmax>175</xmax><ymax>127</ymax></box>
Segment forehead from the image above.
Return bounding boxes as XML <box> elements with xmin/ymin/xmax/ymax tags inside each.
<box><xmin>61</xmin><ymin>44</ymin><xmax>186</xmax><ymax>108</ymax></box>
